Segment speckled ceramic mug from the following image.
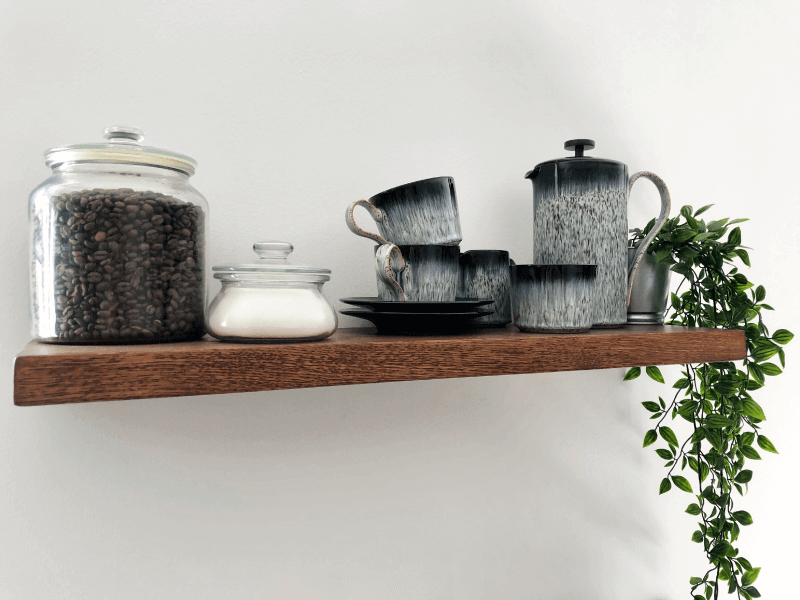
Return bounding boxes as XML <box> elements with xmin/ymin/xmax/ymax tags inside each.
<box><xmin>375</xmin><ymin>244</ymin><xmax>460</xmax><ymax>302</ymax></box>
<box><xmin>458</xmin><ymin>250</ymin><xmax>513</xmax><ymax>326</ymax></box>
<box><xmin>347</xmin><ymin>177</ymin><xmax>462</xmax><ymax>246</ymax></box>
<box><xmin>511</xmin><ymin>264</ymin><xmax>597</xmax><ymax>333</ymax></box>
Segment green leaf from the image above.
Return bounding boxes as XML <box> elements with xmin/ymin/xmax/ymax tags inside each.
<box><xmin>694</xmin><ymin>204</ymin><xmax>714</xmax><ymax>216</ymax></box>
<box><xmin>757</xmin><ymin>435</ymin><xmax>778</xmax><ymax>454</ymax></box>
<box><xmin>750</xmin><ymin>363</ymin><xmax>765</xmax><ymax>386</ymax></box>
<box><xmin>735</xmin><ymin>470</ymin><xmax>753</xmax><ymax>483</ymax></box>
<box><xmin>643</xmin><ymin>429</ymin><xmax>658</xmax><ymax>447</ymax></box>
<box><xmin>707</xmin><ymin>218</ymin><xmax>729</xmax><ymax>231</ymax></box>
<box><xmin>773</xmin><ymin>329</ymin><xmax>794</xmax><ymax>345</ymax></box>
<box><xmin>710</xmin><ymin>540</ymin><xmax>731</xmax><ymax>558</ymax></box>
<box><xmin>745</xmin><ymin>586</ymin><xmax>761</xmax><ymax>597</ymax></box>
<box><xmin>691</xmin><ymin>531</ymin><xmax>704</xmax><ymax>543</ymax></box>
<box><xmin>699</xmin><ymin>461</ymin><xmax>709</xmax><ymax>482</ymax></box>
<box><xmin>742</xmin><ymin>431</ymin><xmax>755</xmax><ymax>446</ymax></box>
<box><xmin>656</xmin><ymin>448</ymin><xmax>673</xmax><ymax>460</ymax></box>
<box><xmin>741</xmin><ymin>398</ymin><xmax>766</xmax><ymax>421</ymax></box>
<box><xmin>751</xmin><ymin>344</ymin><xmax>779</xmax><ymax>363</ymax></box>
<box><xmin>646</xmin><ymin>366</ymin><xmax>665</xmax><ymax>383</ymax></box>
<box><xmin>705</xmin><ymin>414</ymin><xmax>735</xmax><ymax>428</ymax></box>
<box><xmin>737</xmin><ymin>557</ymin><xmax>753</xmax><ymax>572</ymax></box>
<box><xmin>641</xmin><ymin>401</ymin><xmax>661</xmax><ymax>412</ymax></box>
<box><xmin>729</xmin><ymin>226</ymin><xmax>742</xmax><ymax>245</ymax></box>
<box><xmin>735</xmin><ymin>248</ymin><xmax>750</xmax><ymax>266</ymax></box>
<box><xmin>742</xmin><ymin>567</ymin><xmax>761</xmax><ymax>586</ymax></box>
<box><xmin>673</xmin><ymin>377</ymin><xmax>689</xmax><ymax>389</ymax></box>
<box><xmin>623</xmin><ymin>367</ymin><xmax>641</xmax><ymax>381</ymax></box>
<box><xmin>689</xmin><ymin>576</ymin><xmax>704</xmax><ymax>585</ymax></box>
<box><xmin>686</xmin><ymin>503</ymin><xmax>702</xmax><ymax>515</ymax></box>
<box><xmin>759</xmin><ymin>362</ymin><xmax>782</xmax><ymax>376</ymax></box>
<box><xmin>728</xmin><ymin>218</ymin><xmax>750</xmax><ymax>225</ymax></box>
<box><xmin>659</xmin><ymin>477</ymin><xmax>672</xmax><ymax>494</ymax></box>
<box><xmin>673</xmin><ymin>229</ymin><xmax>697</xmax><ymax>244</ymax></box>
<box><xmin>659</xmin><ymin>426</ymin><xmax>679</xmax><ymax>447</ymax></box>
<box><xmin>741</xmin><ymin>446</ymin><xmax>762</xmax><ymax>460</ymax></box>
<box><xmin>754</xmin><ymin>285</ymin><xmax>766</xmax><ymax>302</ymax></box>
<box><xmin>671</xmin><ymin>475</ymin><xmax>693</xmax><ymax>493</ymax></box>
<box><xmin>733</xmin><ymin>510</ymin><xmax>754</xmax><ymax>525</ymax></box>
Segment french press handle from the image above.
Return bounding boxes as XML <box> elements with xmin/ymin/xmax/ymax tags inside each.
<box><xmin>627</xmin><ymin>172</ymin><xmax>672</xmax><ymax>306</ymax></box>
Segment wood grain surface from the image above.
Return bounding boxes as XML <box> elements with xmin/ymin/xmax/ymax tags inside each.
<box><xmin>14</xmin><ymin>325</ymin><xmax>745</xmax><ymax>406</ymax></box>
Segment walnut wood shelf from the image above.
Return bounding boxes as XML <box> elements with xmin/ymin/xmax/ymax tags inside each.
<box><xmin>14</xmin><ymin>326</ymin><xmax>745</xmax><ymax>407</ymax></box>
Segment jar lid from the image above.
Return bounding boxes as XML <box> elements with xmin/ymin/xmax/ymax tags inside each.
<box><xmin>45</xmin><ymin>125</ymin><xmax>197</xmax><ymax>175</ymax></box>
<box><xmin>525</xmin><ymin>139</ymin><xmax>624</xmax><ymax>177</ymax></box>
<box><xmin>213</xmin><ymin>242</ymin><xmax>332</xmax><ymax>283</ymax></box>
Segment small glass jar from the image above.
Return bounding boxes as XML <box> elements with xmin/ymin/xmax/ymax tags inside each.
<box><xmin>29</xmin><ymin>126</ymin><xmax>208</xmax><ymax>343</ymax></box>
<box><xmin>208</xmin><ymin>242</ymin><xmax>337</xmax><ymax>342</ymax></box>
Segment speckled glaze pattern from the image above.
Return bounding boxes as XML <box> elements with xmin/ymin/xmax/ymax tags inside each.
<box><xmin>531</xmin><ymin>189</ymin><xmax>627</xmax><ymax>326</ymax></box>
<box><xmin>511</xmin><ymin>265</ymin><xmax>596</xmax><ymax>333</ymax></box>
<box><xmin>346</xmin><ymin>177</ymin><xmax>462</xmax><ymax>246</ymax></box>
<box><xmin>374</xmin><ymin>244</ymin><xmax>460</xmax><ymax>302</ymax></box>
<box><xmin>528</xmin><ymin>161</ymin><xmax>670</xmax><ymax>328</ymax></box>
<box><xmin>458</xmin><ymin>250</ymin><xmax>511</xmax><ymax>326</ymax></box>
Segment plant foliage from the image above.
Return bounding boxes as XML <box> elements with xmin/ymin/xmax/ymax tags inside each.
<box><xmin>627</xmin><ymin>205</ymin><xmax>792</xmax><ymax>599</ymax></box>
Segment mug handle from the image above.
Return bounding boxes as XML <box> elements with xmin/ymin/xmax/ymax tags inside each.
<box><xmin>346</xmin><ymin>200</ymin><xmax>390</xmax><ymax>245</ymax></box>
<box><xmin>375</xmin><ymin>243</ymin><xmax>407</xmax><ymax>301</ymax></box>
<box><xmin>627</xmin><ymin>171</ymin><xmax>671</xmax><ymax>307</ymax></box>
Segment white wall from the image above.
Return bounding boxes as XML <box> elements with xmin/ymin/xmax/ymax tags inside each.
<box><xmin>1</xmin><ymin>1</ymin><xmax>798</xmax><ymax>598</ymax></box>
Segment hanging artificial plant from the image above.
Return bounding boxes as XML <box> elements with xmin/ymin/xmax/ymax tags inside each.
<box><xmin>625</xmin><ymin>204</ymin><xmax>793</xmax><ymax>600</ymax></box>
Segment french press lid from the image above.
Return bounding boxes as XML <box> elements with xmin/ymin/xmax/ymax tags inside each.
<box><xmin>525</xmin><ymin>139</ymin><xmax>624</xmax><ymax>178</ymax></box>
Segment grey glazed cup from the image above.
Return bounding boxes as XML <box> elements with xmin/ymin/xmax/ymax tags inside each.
<box><xmin>458</xmin><ymin>250</ymin><xmax>512</xmax><ymax>326</ymax></box>
<box><xmin>375</xmin><ymin>244</ymin><xmax>460</xmax><ymax>302</ymax></box>
<box><xmin>346</xmin><ymin>176</ymin><xmax>462</xmax><ymax>246</ymax></box>
<box><xmin>511</xmin><ymin>264</ymin><xmax>597</xmax><ymax>333</ymax></box>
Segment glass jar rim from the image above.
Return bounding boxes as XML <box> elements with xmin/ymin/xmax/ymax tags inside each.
<box><xmin>45</xmin><ymin>125</ymin><xmax>197</xmax><ymax>176</ymax></box>
<box><xmin>213</xmin><ymin>241</ymin><xmax>331</xmax><ymax>282</ymax></box>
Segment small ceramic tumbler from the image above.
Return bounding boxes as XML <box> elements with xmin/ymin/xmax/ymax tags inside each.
<box><xmin>512</xmin><ymin>264</ymin><xmax>597</xmax><ymax>333</ymax></box>
<box><xmin>347</xmin><ymin>177</ymin><xmax>462</xmax><ymax>246</ymax></box>
<box><xmin>458</xmin><ymin>250</ymin><xmax>512</xmax><ymax>326</ymax></box>
<box><xmin>375</xmin><ymin>244</ymin><xmax>460</xmax><ymax>302</ymax></box>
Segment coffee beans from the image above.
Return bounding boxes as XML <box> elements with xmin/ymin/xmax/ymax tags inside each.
<box><xmin>31</xmin><ymin>188</ymin><xmax>205</xmax><ymax>343</ymax></box>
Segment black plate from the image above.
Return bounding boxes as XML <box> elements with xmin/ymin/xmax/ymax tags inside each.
<box><xmin>339</xmin><ymin>297</ymin><xmax>494</xmax><ymax>313</ymax></box>
<box><xmin>340</xmin><ymin>309</ymin><xmax>494</xmax><ymax>335</ymax></box>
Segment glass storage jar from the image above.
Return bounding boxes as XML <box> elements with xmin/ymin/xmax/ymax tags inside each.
<box><xmin>29</xmin><ymin>126</ymin><xmax>208</xmax><ymax>343</ymax></box>
<box><xmin>207</xmin><ymin>241</ymin><xmax>337</xmax><ymax>342</ymax></box>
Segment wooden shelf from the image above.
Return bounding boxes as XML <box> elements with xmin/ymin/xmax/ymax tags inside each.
<box><xmin>14</xmin><ymin>325</ymin><xmax>745</xmax><ymax>407</ymax></box>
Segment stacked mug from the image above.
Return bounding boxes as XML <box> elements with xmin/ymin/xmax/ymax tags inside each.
<box><xmin>345</xmin><ymin>177</ymin><xmax>463</xmax><ymax>302</ymax></box>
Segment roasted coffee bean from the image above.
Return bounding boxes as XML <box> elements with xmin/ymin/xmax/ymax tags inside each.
<box><xmin>32</xmin><ymin>187</ymin><xmax>205</xmax><ymax>343</ymax></box>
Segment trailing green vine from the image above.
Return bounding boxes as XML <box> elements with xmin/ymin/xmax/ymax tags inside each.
<box><xmin>625</xmin><ymin>204</ymin><xmax>793</xmax><ymax>599</ymax></box>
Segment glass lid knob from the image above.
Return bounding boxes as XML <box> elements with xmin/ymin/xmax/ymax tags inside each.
<box><xmin>254</xmin><ymin>241</ymin><xmax>293</xmax><ymax>262</ymax></box>
<box><xmin>103</xmin><ymin>125</ymin><xmax>145</xmax><ymax>144</ymax></box>
<box><xmin>564</xmin><ymin>138</ymin><xmax>595</xmax><ymax>157</ymax></box>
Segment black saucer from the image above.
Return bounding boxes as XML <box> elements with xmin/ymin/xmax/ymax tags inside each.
<box><xmin>339</xmin><ymin>297</ymin><xmax>494</xmax><ymax>313</ymax></box>
<box><xmin>340</xmin><ymin>309</ymin><xmax>494</xmax><ymax>335</ymax></box>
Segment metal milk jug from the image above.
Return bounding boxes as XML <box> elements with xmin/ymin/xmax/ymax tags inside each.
<box><xmin>525</xmin><ymin>139</ymin><xmax>671</xmax><ymax>327</ymax></box>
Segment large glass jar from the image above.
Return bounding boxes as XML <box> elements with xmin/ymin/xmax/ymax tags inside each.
<box><xmin>29</xmin><ymin>126</ymin><xmax>208</xmax><ymax>343</ymax></box>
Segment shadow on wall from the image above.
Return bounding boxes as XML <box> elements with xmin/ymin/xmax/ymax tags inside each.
<box><xmin>23</xmin><ymin>368</ymin><xmax>671</xmax><ymax>596</ymax></box>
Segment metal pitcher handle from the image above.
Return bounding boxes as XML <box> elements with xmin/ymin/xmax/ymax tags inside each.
<box><xmin>627</xmin><ymin>172</ymin><xmax>671</xmax><ymax>307</ymax></box>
